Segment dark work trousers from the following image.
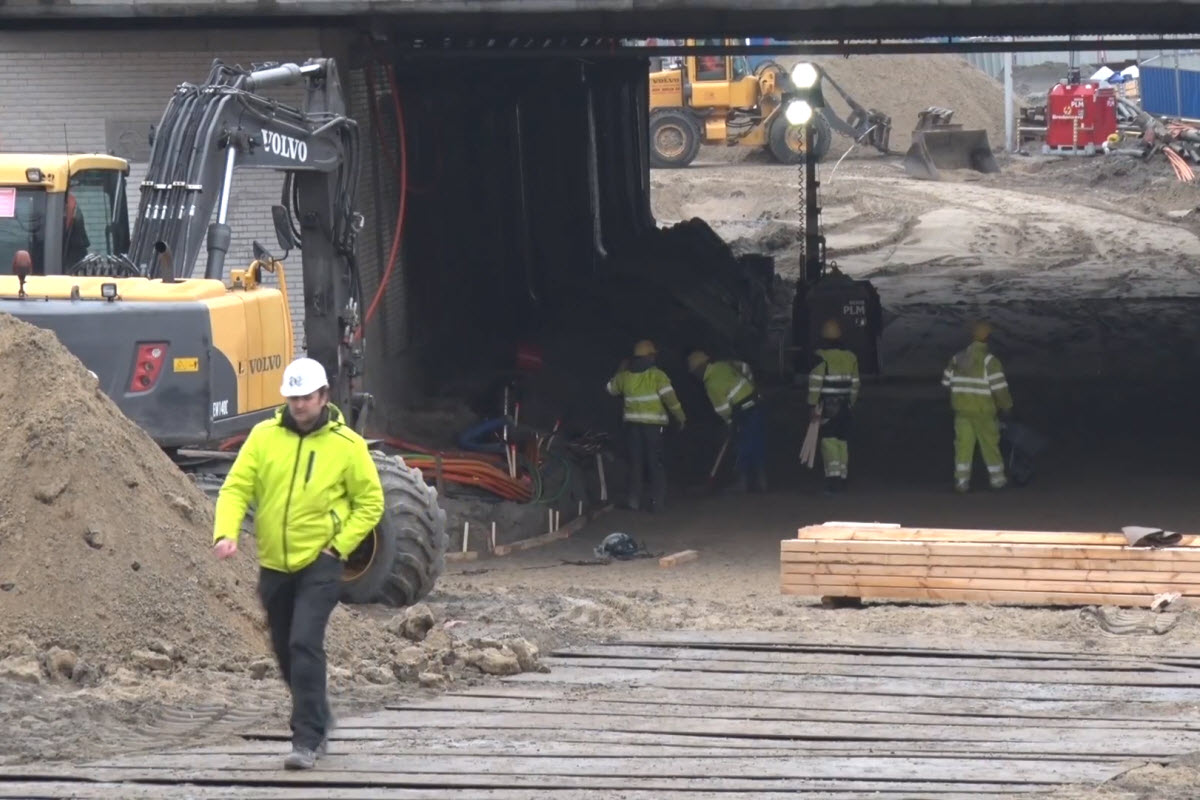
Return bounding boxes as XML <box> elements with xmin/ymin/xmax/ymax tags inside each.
<box><xmin>626</xmin><ymin>423</ymin><xmax>666</xmax><ymax>511</ymax></box>
<box><xmin>732</xmin><ymin>404</ymin><xmax>767</xmax><ymax>482</ymax></box>
<box><xmin>258</xmin><ymin>552</ymin><xmax>341</xmax><ymax>750</ymax></box>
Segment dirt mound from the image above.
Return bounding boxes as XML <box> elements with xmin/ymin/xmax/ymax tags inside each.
<box><xmin>697</xmin><ymin>55</ymin><xmax>1010</xmax><ymax>164</ymax></box>
<box><xmin>0</xmin><ymin>313</ymin><xmax>269</xmax><ymax>676</ymax></box>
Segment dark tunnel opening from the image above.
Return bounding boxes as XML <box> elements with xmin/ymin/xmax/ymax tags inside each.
<box><xmin>341</xmin><ymin>40</ymin><xmax>1200</xmax><ymax>536</ymax></box>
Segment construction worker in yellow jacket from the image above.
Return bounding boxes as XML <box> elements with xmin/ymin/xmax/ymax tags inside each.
<box><xmin>606</xmin><ymin>339</ymin><xmax>685</xmax><ymax>512</ymax></box>
<box><xmin>687</xmin><ymin>350</ymin><xmax>767</xmax><ymax>492</ymax></box>
<box><xmin>808</xmin><ymin>320</ymin><xmax>860</xmax><ymax>493</ymax></box>
<box><xmin>942</xmin><ymin>322</ymin><xmax>1013</xmax><ymax>493</ymax></box>
<box><xmin>212</xmin><ymin>357</ymin><xmax>384</xmax><ymax>770</ymax></box>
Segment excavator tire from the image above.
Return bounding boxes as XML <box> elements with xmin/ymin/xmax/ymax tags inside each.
<box><xmin>650</xmin><ymin>108</ymin><xmax>702</xmax><ymax>168</ymax></box>
<box><xmin>340</xmin><ymin>452</ymin><xmax>447</xmax><ymax>607</ymax></box>
<box><xmin>767</xmin><ymin>112</ymin><xmax>832</xmax><ymax>164</ymax></box>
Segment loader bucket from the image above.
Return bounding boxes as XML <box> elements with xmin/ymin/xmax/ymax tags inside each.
<box><xmin>903</xmin><ymin>129</ymin><xmax>1000</xmax><ymax>181</ymax></box>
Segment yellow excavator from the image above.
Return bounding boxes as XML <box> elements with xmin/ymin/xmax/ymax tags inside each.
<box><xmin>647</xmin><ymin>43</ymin><xmax>892</xmax><ymax>167</ymax></box>
<box><xmin>0</xmin><ymin>58</ymin><xmax>446</xmax><ymax>608</ymax></box>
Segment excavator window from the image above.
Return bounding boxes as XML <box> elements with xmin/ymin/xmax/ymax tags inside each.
<box><xmin>0</xmin><ymin>187</ymin><xmax>47</xmax><ymax>275</ymax></box>
<box><xmin>64</xmin><ymin>169</ymin><xmax>129</xmax><ymax>270</ymax></box>
<box><xmin>731</xmin><ymin>56</ymin><xmax>750</xmax><ymax>80</ymax></box>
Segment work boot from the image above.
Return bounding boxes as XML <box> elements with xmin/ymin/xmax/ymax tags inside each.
<box><xmin>734</xmin><ymin>474</ymin><xmax>749</xmax><ymax>494</ymax></box>
<box><xmin>284</xmin><ymin>746</ymin><xmax>317</xmax><ymax>770</ymax></box>
<box><xmin>753</xmin><ymin>468</ymin><xmax>768</xmax><ymax>493</ymax></box>
<box><xmin>823</xmin><ymin>477</ymin><xmax>839</xmax><ymax>495</ymax></box>
<box><xmin>954</xmin><ymin>482</ymin><xmax>969</xmax><ymax>494</ymax></box>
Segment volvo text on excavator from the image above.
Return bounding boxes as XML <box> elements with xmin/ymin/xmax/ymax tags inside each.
<box><xmin>0</xmin><ymin>58</ymin><xmax>447</xmax><ymax>608</ymax></box>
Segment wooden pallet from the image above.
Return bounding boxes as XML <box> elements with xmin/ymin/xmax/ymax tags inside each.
<box><xmin>782</xmin><ymin>523</ymin><xmax>1200</xmax><ymax>607</ymax></box>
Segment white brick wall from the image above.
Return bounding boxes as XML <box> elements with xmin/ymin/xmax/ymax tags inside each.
<box><xmin>0</xmin><ymin>28</ymin><xmax>330</xmax><ymax>354</ymax></box>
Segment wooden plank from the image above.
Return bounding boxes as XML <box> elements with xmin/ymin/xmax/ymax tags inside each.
<box><xmin>780</xmin><ymin>573</ymin><xmax>1200</xmax><ymax>595</ymax></box>
<box><xmin>781</xmin><ymin>582</ymin><xmax>1161</xmax><ymax>607</ymax></box>
<box><xmin>781</xmin><ymin>550</ymin><xmax>1200</xmax><ymax>573</ymax></box>
<box><xmin>493</xmin><ymin>530</ymin><xmax>569</xmax><ymax>557</ymax></box>
<box><xmin>230</xmin><ymin>709</ymin><xmax>1200</xmax><ymax>747</ymax></box>
<box><xmin>383</xmin><ymin>694</ymin><xmax>1200</xmax><ymax>731</ymax></box>
<box><xmin>782</xmin><ymin>539</ymin><xmax>1200</xmax><ymax>563</ymax></box>
<box><xmin>173</xmin><ymin>732</ymin><xmax>1168</xmax><ymax>759</ymax></box>
<box><xmin>605</xmin><ymin>629</ymin><xmax>1200</xmax><ymax>660</ymax></box>
<box><xmin>549</xmin><ymin>645</ymin><xmax>1184</xmax><ymax>674</ymax></box>
<box><xmin>782</xmin><ymin>561</ymin><xmax>1200</xmax><ymax>584</ymax></box>
<box><xmin>796</xmin><ymin>525</ymin><xmax>1198</xmax><ymax>547</ymax></box>
<box><xmin>0</xmin><ymin>770</ymin><xmax>1094</xmax><ymax>793</ymax></box>
<box><xmin>542</xmin><ymin>655</ymin><xmax>1200</xmax><ymax>688</ymax></box>
<box><xmin>499</xmin><ymin>665</ymin><xmax>1200</xmax><ymax>702</ymax></box>
<box><xmin>446</xmin><ymin>551</ymin><xmax>479</xmax><ymax>562</ymax></box>
<box><xmin>659</xmin><ymin>549</ymin><xmax>699</xmax><ymax>567</ymax></box>
<box><xmin>0</xmin><ymin>783</ymin><xmax>1074</xmax><ymax>800</ymax></box>
<box><xmin>442</xmin><ymin>686</ymin><xmax>1199</xmax><ymax>723</ymax></box>
<box><xmin>53</xmin><ymin>754</ymin><xmax>1121</xmax><ymax>784</ymax></box>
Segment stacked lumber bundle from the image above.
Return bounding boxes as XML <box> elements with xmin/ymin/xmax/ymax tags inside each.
<box><xmin>781</xmin><ymin>523</ymin><xmax>1200</xmax><ymax>607</ymax></box>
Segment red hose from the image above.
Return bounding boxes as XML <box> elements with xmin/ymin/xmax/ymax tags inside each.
<box><xmin>358</xmin><ymin>61</ymin><xmax>407</xmax><ymax>338</ymax></box>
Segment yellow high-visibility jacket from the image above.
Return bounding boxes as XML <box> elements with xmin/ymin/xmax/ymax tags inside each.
<box><xmin>702</xmin><ymin>360</ymin><xmax>757</xmax><ymax>422</ymax></box>
<box><xmin>942</xmin><ymin>342</ymin><xmax>1013</xmax><ymax>416</ymax></box>
<box><xmin>606</xmin><ymin>366</ymin><xmax>685</xmax><ymax>426</ymax></box>
<box><xmin>809</xmin><ymin>348</ymin><xmax>861</xmax><ymax>407</ymax></box>
<box><xmin>213</xmin><ymin>404</ymin><xmax>384</xmax><ymax>573</ymax></box>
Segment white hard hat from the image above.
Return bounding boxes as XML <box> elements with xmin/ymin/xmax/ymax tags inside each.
<box><xmin>280</xmin><ymin>357</ymin><xmax>329</xmax><ymax>397</ymax></box>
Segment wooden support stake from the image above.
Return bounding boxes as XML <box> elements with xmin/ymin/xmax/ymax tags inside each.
<box><xmin>596</xmin><ymin>452</ymin><xmax>608</xmax><ymax>502</ymax></box>
<box><xmin>660</xmin><ymin>550</ymin><xmax>699</xmax><ymax>568</ymax></box>
<box><xmin>490</xmin><ymin>521</ymin><xmax>497</xmax><ymax>553</ymax></box>
<box><xmin>461</xmin><ymin>522</ymin><xmax>470</xmax><ymax>553</ymax></box>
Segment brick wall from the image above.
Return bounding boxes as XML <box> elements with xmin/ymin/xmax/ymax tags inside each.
<box><xmin>0</xmin><ymin>27</ymin><xmax>332</xmax><ymax>354</ymax></box>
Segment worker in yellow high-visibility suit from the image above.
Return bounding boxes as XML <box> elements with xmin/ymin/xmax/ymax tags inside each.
<box><xmin>686</xmin><ymin>350</ymin><xmax>767</xmax><ymax>492</ymax></box>
<box><xmin>942</xmin><ymin>321</ymin><xmax>1013</xmax><ymax>493</ymax></box>
<box><xmin>606</xmin><ymin>339</ymin><xmax>686</xmax><ymax>512</ymax></box>
<box><xmin>808</xmin><ymin>320</ymin><xmax>860</xmax><ymax>494</ymax></box>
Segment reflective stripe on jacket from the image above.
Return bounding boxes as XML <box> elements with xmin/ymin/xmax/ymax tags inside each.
<box><xmin>808</xmin><ymin>348</ymin><xmax>861</xmax><ymax>406</ymax></box>
<box><xmin>606</xmin><ymin>367</ymin><xmax>686</xmax><ymax>425</ymax></box>
<box><xmin>942</xmin><ymin>342</ymin><xmax>1013</xmax><ymax>416</ymax></box>
<box><xmin>213</xmin><ymin>403</ymin><xmax>385</xmax><ymax>573</ymax></box>
<box><xmin>702</xmin><ymin>360</ymin><xmax>756</xmax><ymax>421</ymax></box>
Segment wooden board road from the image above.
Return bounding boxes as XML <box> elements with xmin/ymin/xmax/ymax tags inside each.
<box><xmin>1</xmin><ymin>631</ymin><xmax>1192</xmax><ymax>798</ymax></box>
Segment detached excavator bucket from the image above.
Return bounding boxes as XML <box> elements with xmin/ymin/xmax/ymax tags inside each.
<box><xmin>903</xmin><ymin>107</ymin><xmax>1000</xmax><ymax>181</ymax></box>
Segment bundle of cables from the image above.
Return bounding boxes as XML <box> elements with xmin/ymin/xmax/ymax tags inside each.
<box><xmin>217</xmin><ymin>430</ymin><xmax>573</xmax><ymax>506</ymax></box>
<box><xmin>383</xmin><ymin>435</ymin><xmax>532</xmax><ymax>503</ymax></box>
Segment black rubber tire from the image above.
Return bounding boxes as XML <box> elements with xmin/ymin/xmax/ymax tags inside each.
<box><xmin>339</xmin><ymin>452</ymin><xmax>447</xmax><ymax>607</ymax></box>
<box><xmin>767</xmin><ymin>112</ymin><xmax>832</xmax><ymax>164</ymax></box>
<box><xmin>649</xmin><ymin>108</ymin><xmax>702</xmax><ymax>168</ymax></box>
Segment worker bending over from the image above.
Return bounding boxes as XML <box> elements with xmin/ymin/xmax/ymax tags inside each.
<box><xmin>808</xmin><ymin>320</ymin><xmax>860</xmax><ymax>494</ymax></box>
<box><xmin>942</xmin><ymin>321</ymin><xmax>1013</xmax><ymax>493</ymax></box>
<box><xmin>606</xmin><ymin>340</ymin><xmax>685</xmax><ymax>512</ymax></box>
<box><xmin>687</xmin><ymin>350</ymin><xmax>767</xmax><ymax>492</ymax></box>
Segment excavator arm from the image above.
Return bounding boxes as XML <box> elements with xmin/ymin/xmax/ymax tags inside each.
<box><xmin>127</xmin><ymin>58</ymin><xmax>364</xmax><ymax>412</ymax></box>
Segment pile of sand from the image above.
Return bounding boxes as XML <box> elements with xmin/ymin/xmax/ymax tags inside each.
<box><xmin>700</xmin><ymin>54</ymin><xmax>1012</xmax><ymax>162</ymax></box>
<box><xmin>0</xmin><ymin>313</ymin><xmax>269</xmax><ymax>675</ymax></box>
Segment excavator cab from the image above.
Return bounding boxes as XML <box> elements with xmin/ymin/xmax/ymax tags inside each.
<box><xmin>0</xmin><ymin>154</ymin><xmax>130</xmax><ymax>277</ymax></box>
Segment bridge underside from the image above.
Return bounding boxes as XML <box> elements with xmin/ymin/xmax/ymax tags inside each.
<box><xmin>2</xmin><ymin>1</ymin><xmax>1198</xmax><ymax>43</ymax></box>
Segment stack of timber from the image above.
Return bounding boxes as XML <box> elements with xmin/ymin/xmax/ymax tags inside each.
<box><xmin>781</xmin><ymin>523</ymin><xmax>1200</xmax><ymax>607</ymax></box>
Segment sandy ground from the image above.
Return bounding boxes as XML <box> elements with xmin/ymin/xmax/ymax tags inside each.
<box><xmin>5</xmin><ymin>140</ymin><xmax>1200</xmax><ymax>800</ymax></box>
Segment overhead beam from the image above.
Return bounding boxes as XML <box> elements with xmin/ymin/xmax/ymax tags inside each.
<box><xmin>0</xmin><ymin>1</ymin><xmax>1199</xmax><ymax>42</ymax></box>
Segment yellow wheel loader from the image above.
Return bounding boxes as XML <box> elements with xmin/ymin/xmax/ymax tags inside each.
<box><xmin>647</xmin><ymin>46</ymin><xmax>892</xmax><ymax>168</ymax></box>
<box><xmin>0</xmin><ymin>59</ymin><xmax>446</xmax><ymax>608</ymax></box>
